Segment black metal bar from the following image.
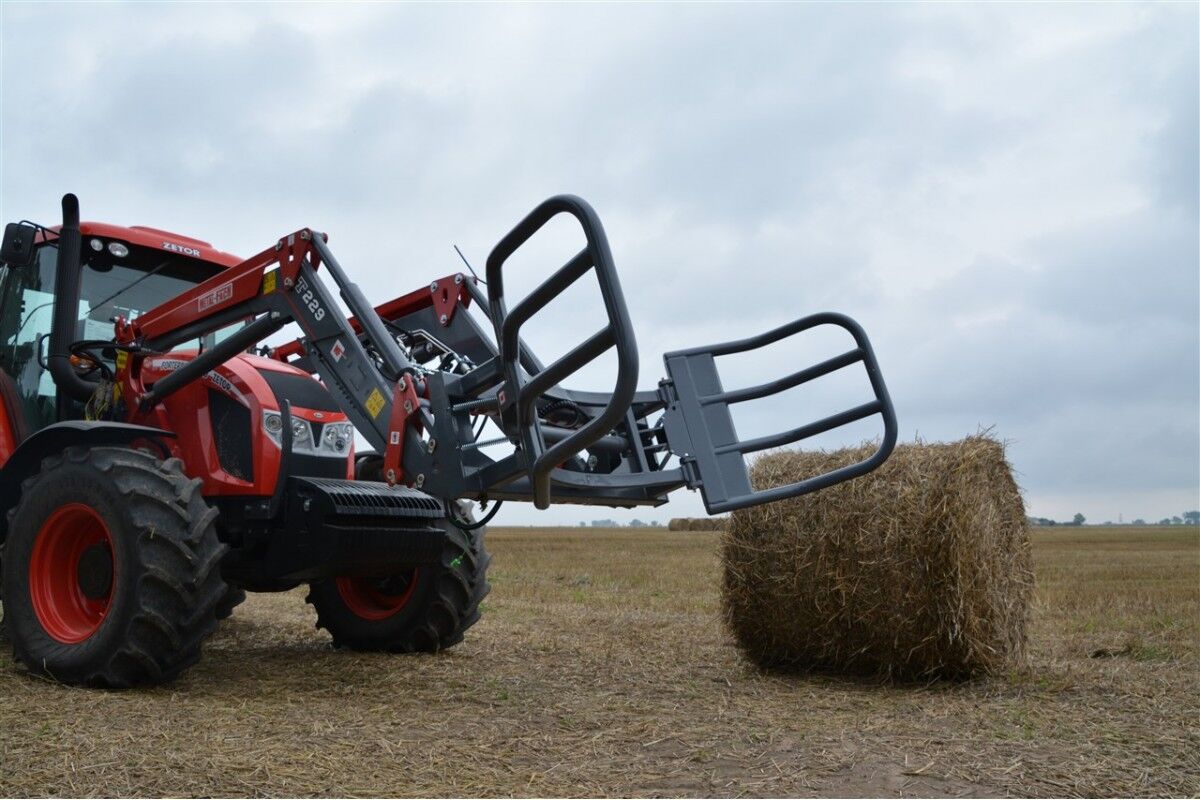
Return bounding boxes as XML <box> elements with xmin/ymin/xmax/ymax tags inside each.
<box><xmin>464</xmin><ymin>278</ymin><xmax>544</xmax><ymax>376</ymax></box>
<box><xmin>708</xmin><ymin>348</ymin><xmax>864</xmax><ymax>405</ymax></box>
<box><xmin>310</xmin><ymin>234</ymin><xmax>413</xmax><ymax>380</ymax></box>
<box><xmin>717</xmin><ymin>400</ymin><xmax>883</xmax><ymax>456</ymax></box>
<box><xmin>139</xmin><ymin>313</ymin><xmax>284</xmax><ymax>409</ymax></box>
<box><xmin>484</xmin><ymin>194</ymin><xmax>640</xmax><ymax>508</ymax></box>
<box><xmin>500</xmin><ymin>248</ymin><xmax>592</xmax><ymax>361</ymax></box>
<box><xmin>519</xmin><ymin>327</ymin><xmax>614</xmax><ymax>414</ymax></box>
<box><xmin>670</xmin><ymin>311</ymin><xmax>862</xmax><ymax>358</ymax></box>
<box><xmin>625</xmin><ymin>408</ymin><xmax>650</xmax><ymax>473</ymax></box>
<box><xmin>541</xmin><ymin>424</ymin><xmax>628</xmax><ymax>453</ymax></box>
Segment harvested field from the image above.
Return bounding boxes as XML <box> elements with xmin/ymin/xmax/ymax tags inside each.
<box><xmin>1</xmin><ymin>526</ymin><xmax>1197</xmax><ymax>797</ymax></box>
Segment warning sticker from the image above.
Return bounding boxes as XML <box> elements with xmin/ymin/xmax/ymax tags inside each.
<box><xmin>262</xmin><ymin>270</ymin><xmax>277</xmax><ymax>294</ymax></box>
<box><xmin>115</xmin><ymin>351</ymin><xmax>128</xmax><ymax>372</ymax></box>
<box><xmin>330</xmin><ymin>339</ymin><xmax>345</xmax><ymax>362</ymax></box>
<box><xmin>365</xmin><ymin>387</ymin><xmax>386</xmax><ymax>419</ymax></box>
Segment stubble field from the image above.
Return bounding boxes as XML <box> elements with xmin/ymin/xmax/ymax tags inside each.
<box><xmin>1</xmin><ymin>525</ymin><xmax>1196</xmax><ymax>797</ymax></box>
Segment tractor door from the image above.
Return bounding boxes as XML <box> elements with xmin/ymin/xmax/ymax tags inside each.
<box><xmin>0</xmin><ymin>244</ymin><xmax>60</xmax><ymax>441</ymax></box>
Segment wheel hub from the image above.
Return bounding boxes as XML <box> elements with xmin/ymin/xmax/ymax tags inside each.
<box><xmin>29</xmin><ymin>503</ymin><xmax>116</xmax><ymax>644</ymax></box>
<box><xmin>335</xmin><ymin>570</ymin><xmax>419</xmax><ymax>621</ymax></box>
<box><xmin>77</xmin><ymin>542</ymin><xmax>115</xmax><ymax>600</ymax></box>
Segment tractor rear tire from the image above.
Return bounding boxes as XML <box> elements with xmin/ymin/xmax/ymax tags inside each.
<box><xmin>306</xmin><ymin>509</ymin><xmax>490</xmax><ymax>652</ymax></box>
<box><xmin>1</xmin><ymin>447</ymin><xmax>227</xmax><ymax>687</ymax></box>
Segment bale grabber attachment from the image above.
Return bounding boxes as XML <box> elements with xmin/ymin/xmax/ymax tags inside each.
<box><xmin>262</xmin><ymin>194</ymin><xmax>899</xmax><ymax>515</ymax></box>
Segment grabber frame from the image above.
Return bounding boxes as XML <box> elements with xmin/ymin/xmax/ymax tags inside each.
<box><xmin>659</xmin><ymin>313</ymin><xmax>898</xmax><ymax>514</ymax></box>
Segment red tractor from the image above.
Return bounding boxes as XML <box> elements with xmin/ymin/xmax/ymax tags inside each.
<box><xmin>0</xmin><ymin>194</ymin><xmax>896</xmax><ymax>686</ymax></box>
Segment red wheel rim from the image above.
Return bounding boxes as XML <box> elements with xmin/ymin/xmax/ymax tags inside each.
<box><xmin>29</xmin><ymin>503</ymin><xmax>116</xmax><ymax>644</ymax></box>
<box><xmin>335</xmin><ymin>571</ymin><xmax>418</xmax><ymax>621</ymax></box>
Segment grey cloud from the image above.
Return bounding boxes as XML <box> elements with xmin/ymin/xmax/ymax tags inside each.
<box><xmin>2</xmin><ymin>2</ymin><xmax>1195</xmax><ymax>524</ymax></box>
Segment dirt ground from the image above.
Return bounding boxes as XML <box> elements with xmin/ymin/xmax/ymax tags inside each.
<box><xmin>1</xmin><ymin>526</ymin><xmax>1196</xmax><ymax>797</ymax></box>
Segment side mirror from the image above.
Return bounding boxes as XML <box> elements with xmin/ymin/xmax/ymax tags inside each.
<box><xmin>1</xmin><ymin>223</ymin><xmax>38</xmax><ymax>267</ymax></box>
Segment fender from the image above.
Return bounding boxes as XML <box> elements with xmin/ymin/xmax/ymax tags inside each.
<box><xmin>0</xmin><ymin>421</ymin><xmax>176</xmax><ymax>543</ymax></box>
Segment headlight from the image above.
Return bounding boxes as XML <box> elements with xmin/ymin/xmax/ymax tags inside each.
<box><xmin>323</xmin><ymin>422</ymin><xmax>352</xmax><ymax>452</ymax></box>
<box><xmin>263</xmin><ymin>411</ymin><xmax>350</xmax><ymax>455</ymax></box>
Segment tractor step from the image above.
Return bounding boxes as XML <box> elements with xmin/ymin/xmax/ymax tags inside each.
<box><xmin>261</xmin><ymin>477</ymin><xmax>449</xmax><ymax>581</ymax></box>
<box><xmin>660</xmin><ymin>312</ymin><xmax>898</xmax><ymax>514</ymax></box>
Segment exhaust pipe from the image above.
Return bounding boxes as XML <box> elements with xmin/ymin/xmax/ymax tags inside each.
<box><xmin>49</xmin><ymin>193</ymin><xmax>100</xmax><ymax>410</ymax></box>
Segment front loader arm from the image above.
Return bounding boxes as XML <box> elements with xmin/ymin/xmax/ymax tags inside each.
<box><xmin>116</xmin><ymin>229</ymin><xmax>424</xmax><ymax>472</ymax></box>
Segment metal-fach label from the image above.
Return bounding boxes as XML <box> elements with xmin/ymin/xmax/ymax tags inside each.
<box><xmin>197</xmin><ymin>282</ymin><xmax>234</xmax><ymax>313</ymax></box>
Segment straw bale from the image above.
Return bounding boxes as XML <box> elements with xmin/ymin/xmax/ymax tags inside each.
<box><xmin>723</xmin><ymin>435</ymin><xmax>1032</xmax><ymax>679</ymax></box>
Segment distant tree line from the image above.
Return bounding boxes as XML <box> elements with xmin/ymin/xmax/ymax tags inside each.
<box><xmin>578</xmin><ymin>519</ymin><xmax>663</xmax><ymax>528</ymax></box>
<box><xmin>1028</xmin><ymin>511</ymin><xmax>1199</xmax><ymax>527</ymax></box>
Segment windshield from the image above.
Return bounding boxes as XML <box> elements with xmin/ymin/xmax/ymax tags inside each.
<box><xmin>0</xmin><ymin>240</ymin><xmax>237</xmax><ymax>429</ymax></box>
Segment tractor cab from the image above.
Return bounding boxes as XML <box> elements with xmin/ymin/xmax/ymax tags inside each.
<box><xmin>0</xmin><ymin>219</ymin><xmax>239</xmax><ymax>442</ymax></box>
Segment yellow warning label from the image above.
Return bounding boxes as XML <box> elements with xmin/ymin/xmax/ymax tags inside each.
<box><xmin>365</xmin><ymin>387</ymin><xmax>386</xmax><ymax>419</ymax></box>
<box><xmin>115</xmin><ymin>351</ymin><xmax>128</xmax><ymax>371</ymax></box>
<box><xmin>262</xmin><ymin>270</ymin><xmax>278</xmax><ymax>294</ymax></box>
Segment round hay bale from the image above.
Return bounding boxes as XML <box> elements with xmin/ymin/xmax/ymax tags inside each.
<box><xmin>723</xmin><ymin>434</ymin><xmax>1032</xmax><ymax>680</ymax></box>
<box><xmin>667</xmin><ymin>518</ymin><xmax>687</xmax><ymax>532</ymax></box>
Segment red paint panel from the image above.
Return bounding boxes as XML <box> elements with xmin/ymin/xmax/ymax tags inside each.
<box><xmin>41</xmin><ymin>221</ymin><xmax>243</xmax><ymax>269</ymax></box>
<box><xmin>0</xmin><ymin>405</ymin><xmax>17</xmax><ymax>468</ymax></box>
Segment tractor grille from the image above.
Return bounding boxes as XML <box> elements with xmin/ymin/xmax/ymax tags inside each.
<box><xmin>209</xmin><ymin>389</ymin><xmax>253</xmax><ymax>481</ymax></box>
<box><xmin>292</xmin><ymin>477</ymin><xmax>444</xmax><ymax>519</ymax></box>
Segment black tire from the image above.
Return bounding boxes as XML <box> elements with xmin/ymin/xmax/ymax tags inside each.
<box><xmin>215</xmin><ymin>585</ymin><xmax>246</xmax><ymax>620</ymax></box>
<box><xmin>306</xmin><ymin>507</ymin><xmax>491</xmax><ymax>652</ymax></box>
<box><xmin>1</xmin><ymin>447</ymin><xmax>227</xmax><ymax>687</ymax></box>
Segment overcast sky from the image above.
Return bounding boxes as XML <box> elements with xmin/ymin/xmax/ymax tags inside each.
<box><xmin>2</xmin><ymin>3</ymin><xmax>1197</xmax><ymax>525</ymax></box>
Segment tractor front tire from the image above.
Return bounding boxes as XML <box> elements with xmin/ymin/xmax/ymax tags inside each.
<box><xmin>215</xmin><ymin>585</ymin><xmax>246</xmax><ymax>620</ymax></box>
<box><xmin>1</xmin><ymin>447</ymin><xmax>227</xmax><ymax>687</ymax></box>
<box><xmin>306</xmin><ymin>511</ymin><xmax>490</xmax><ymax>652</ymax></box>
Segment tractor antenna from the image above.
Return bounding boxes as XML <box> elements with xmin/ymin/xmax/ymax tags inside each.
<box><xmin>453</xmin><ymin>244</ymin><xmax>483</xmax><ymax>284</ymax></box>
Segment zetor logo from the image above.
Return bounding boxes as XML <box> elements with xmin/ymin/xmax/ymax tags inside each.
<box><xmin>197</xmin><ymin>282</ymin><xmax>234</xmax><ymax>312</ymax></box>
<box><xmin>163</xmin><ymin>241</ymin><xmax>201</xmax><ymax>258</ymax></box>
